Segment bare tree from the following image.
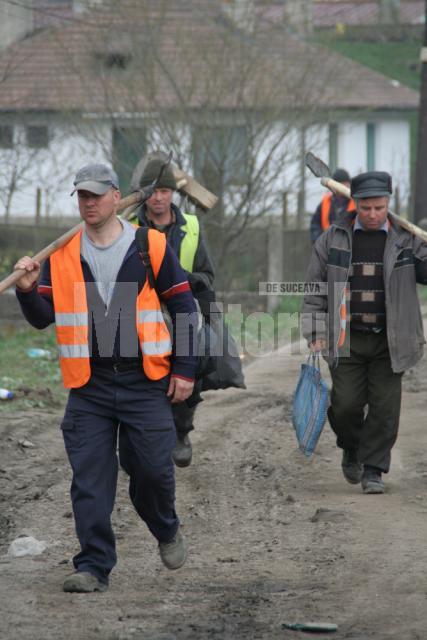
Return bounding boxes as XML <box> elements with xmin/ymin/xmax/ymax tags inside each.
<box><xmin>0</xmin><ymin>0</ymin><xmax>355</xmax><ymax>286</ymax></box>
<box><xmin>48</xmin><ymin>0</ymin><xmax>345</xmax><ymax>285</ymax></box>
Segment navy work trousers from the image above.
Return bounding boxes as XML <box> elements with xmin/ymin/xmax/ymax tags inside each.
<box><xmin>60</xmin><ymin>366</ymin><xmax>178</xmax><ymax>585</ymax></box>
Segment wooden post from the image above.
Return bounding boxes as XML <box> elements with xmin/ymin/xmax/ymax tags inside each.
<box><xmin>35</xmin><ymin>187</ymin><xmax>41</xmax><ymax>225</ymax></box>
<box><xmin>45</xmin><ymin>189</ymin><xmax>50</xmax><ymax>220</ymax></box>
<box><xmin>282</xmin><ymin>191</ymin><xmax>288</xmax><ymax>229</ymax></box>
<box><xmin>298</xmin><ymin>125</ymin><xmax>307</xmax><ymax>230</ymax></box>
<box><xmin>297</xmin><ymin>190</ymin><xmax>305</xmax><ymax>230</ymax></box>
<box><xmin>267</xmin><ymin>215</ymin><xmax>284</xmax><ymax>313</ymax></box>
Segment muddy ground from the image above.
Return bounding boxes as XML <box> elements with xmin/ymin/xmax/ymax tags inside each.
<box><xmin>1</xmin><ymin>340</ymin><xmax>427</xmax><ymax>640</ymax></box>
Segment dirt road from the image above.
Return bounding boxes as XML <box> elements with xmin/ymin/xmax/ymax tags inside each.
<box><xmin>1</xmin><ymin>343</ymin><xmax>427</xmax><ymax>640</ymax></box>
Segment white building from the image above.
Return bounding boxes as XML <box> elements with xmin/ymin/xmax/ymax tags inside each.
<box><xmin>0</xmin><ymin>0</ymin><xmax>418</xmax><ymax>220</ymax></box>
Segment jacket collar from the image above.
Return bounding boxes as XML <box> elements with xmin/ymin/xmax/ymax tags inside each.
<box><xmin>139</xmin><ymin>202</ymin><xmax>186</xmax><ymax>228</ymax></box>
<box><xmin>334</xmin><ymin>211</ymin><xmax>402</xmax><ymax>238</ymax></box>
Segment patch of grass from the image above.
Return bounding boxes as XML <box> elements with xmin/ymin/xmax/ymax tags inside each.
<box><xmin>0</xmin><ymin>309</ymin><xmax>303</xmax><ymax>411</ymax></box>
<box><xmin>0</xmin><ymin>326</ymin><xmax>66</xmax><ymax>412</ymax></box>
<box><xmin>225</xmin><ymin>304</ymin><xmax>301</xmax><ymax>358</ymax></box>
<box><xmin>315</xmin><ymin>32</ymin><xmax>421</xmax><ymax>90</ymax></box>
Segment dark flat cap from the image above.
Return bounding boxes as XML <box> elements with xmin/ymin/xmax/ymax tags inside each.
<box><xmin>351</xmin><ymin>171</ymin><xmax>392</xmax><ymax>199</ymax></box>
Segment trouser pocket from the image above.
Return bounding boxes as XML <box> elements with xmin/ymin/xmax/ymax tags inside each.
<box><xmin>60</xmin><ymin>414</ymin><xmax>86</xmax><ymax>450</ymax></box>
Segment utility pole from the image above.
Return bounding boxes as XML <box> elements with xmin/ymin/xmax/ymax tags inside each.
<box><xmin>413</xmin><ymin>0</ymin><xmax>427</xmax><ymax>223</ymax></box>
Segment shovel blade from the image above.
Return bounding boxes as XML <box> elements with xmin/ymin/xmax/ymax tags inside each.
<box><xmin>305</xmin><ymin>151</ymin><xmax>331</xmax><ymax>178</ymax></box>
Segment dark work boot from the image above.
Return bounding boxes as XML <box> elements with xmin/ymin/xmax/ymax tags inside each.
<box><xmin>362</xmin><ymin>465</ymin><xmax>385</xmax><ymax>494</ymax></box>
<box><xmin>159</xmin><ymin>528</ymin><xmax>187</xmax><ymax>570</ymax></box>
<box><xmin>341</xmin><ymin>449</ymin><xmax>363</xmax><ymax>484</ymax></box>
<box><xmin>63</xmin><ymin>572</ymin><xmax>108</xmax><ymax>593</ymax></box>
<box><xmin>172</xmin><ymin>434</ymin><xmax>192</xmax><ymax>468</ymax></box>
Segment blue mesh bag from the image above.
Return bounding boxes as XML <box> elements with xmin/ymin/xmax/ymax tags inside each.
<box><xmin>292</xmin><ymin>353</ymin><xmax>329</xmax><ymax>457</ymax></box>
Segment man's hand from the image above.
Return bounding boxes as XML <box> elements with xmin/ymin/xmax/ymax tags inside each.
<box><xmin>167</xmin><ymin>376</ymin><xmax>195</xmax><ymax>404</ymax></box>
<box><xmin>309</xmin><ymin>339</ymin><xmax>326</xmax><ymax>352</ymax></box>
<box><xmin>14</xmin><ymin>256</ymin><xmax>41</xmax><ymax>292</ymax></box>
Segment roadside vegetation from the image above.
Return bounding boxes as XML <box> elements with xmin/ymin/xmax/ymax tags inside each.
<box><xmin>316</xmin><ymin>29</ymin><xmax>421</xmax><ymax>90</ymax></box>
<box><xmin>0</xmin><ymin>325</ymin><xmax>66</xmax><ymax>412</ymax></box>
<box><xmin>0</xmin><ymin>299</ymin><xmax>303</xmax><ymax>413</ymax></box>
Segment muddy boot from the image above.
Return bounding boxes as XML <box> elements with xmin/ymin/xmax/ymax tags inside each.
<box><xmin>63</xmin><ymin>571</ymin><xmax>108</xmax><ymax>593</ymax></box>
<box><xmin>341</xmin><ymin>449</ymin><xmax>363</xmax><ymax>484</ymax></box>
<box><xmin>362</xmin><ymin>465</ymin><xmax>385</xmax><ymax>494</ymax></box>
<box><xmin>172</xmin><ymin>434</ymin><xmax>192</xmax><ymax>468</ymax></box>
<box><xmin>159</xmin><ymin>528</ymin><xmax>187</xmax><ymax>570</ymax></box>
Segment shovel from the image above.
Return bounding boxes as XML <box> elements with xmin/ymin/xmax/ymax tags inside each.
<box><xmin>0</xmin><ymin>152</ymin><xmax>217</xmax><ymax>295</ymax></box>
<box><xmin>305</xmin><ymin>151</ymin><xmax>427</xmax><ymax>244</ymax></box>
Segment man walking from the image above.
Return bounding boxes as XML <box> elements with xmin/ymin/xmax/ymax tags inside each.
<box><xmin>14</xmin><ymin>164</ymin><xmax>198</xmax><ymax>592</ymax></box>
<box><xmin>133</xmin><ymin>155</ymin><xmax>215</xmax><ymax>468</ymax></box>
<box><xmin>310</xmin><ymin>168</ymin><xmax>355</xmax><ymax>244</ymax></box>
<box><xmin>302</xmin><ymin>171</ymin><xmax>427</xmax><ymax>494</ymax></box>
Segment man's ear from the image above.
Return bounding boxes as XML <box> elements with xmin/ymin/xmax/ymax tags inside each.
<box><xmin>113</xmin><ymin>189</ymin><xmax>121</xmax><ymax>203</ymax></box>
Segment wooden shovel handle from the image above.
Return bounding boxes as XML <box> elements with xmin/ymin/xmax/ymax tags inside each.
<box><xmin>321</xmin><ymin>177</ymin><xmax>427</xmax><ymax>244</ymax></box>
<box><xmin>0</xmin><ymin>190</ymin><xmax>145</xmax><ymax>295</ymax></box>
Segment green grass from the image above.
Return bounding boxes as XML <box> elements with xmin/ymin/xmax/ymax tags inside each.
<box><xmin>225</xmin><ymin>302</ymin><xmax>301</xmax><ymax>358</ymax></box>
<box><xmin>322</xmin><ymin>38</ymin><xmax>421</xmax><ymax>90</ymax></box>
<box><xmin>0</xmin><ymin>326</ymin><xmax>66</xmax><ymax>412</ymax></box>
<box><xmin>0</xmin><ymin>313</ymin><xmax>297</xmax><ymax>413</ymax></box>
<box><xmin>316</xmin><ymin>36</ymin><xmax>421</xmax><ymax>91</ymax></box>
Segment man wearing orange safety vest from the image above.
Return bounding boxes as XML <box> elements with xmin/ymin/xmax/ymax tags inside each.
<box><xmin>310</xmin><ymin>168</ymin><xmax>355</xmax><ymax>244</ymax></box>
<box><xmin>14</xmin><ymin>164</ymin><xmax>198</xmax><ymax>594</ymax></box>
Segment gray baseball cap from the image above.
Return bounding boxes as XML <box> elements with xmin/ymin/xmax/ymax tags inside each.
<box><xmin>71</xmin><ymin>163</ymin><xmax>119</xmax><ymax>195</ymax></box>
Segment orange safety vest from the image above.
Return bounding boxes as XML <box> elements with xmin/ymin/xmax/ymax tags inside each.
<box><xmin>50</xmin><ymin>229</ymin><xmax>172</xmax><ymax>388</ymax></box>
<box><xmin>320</xmin><ymin>193</ymin><xmax>356</xmax><ymax>231</ymax></box>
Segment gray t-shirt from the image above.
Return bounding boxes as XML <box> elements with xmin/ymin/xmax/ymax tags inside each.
<box><xmin>81</xmin><ymin>219</ymin><xmax>136</xmax><ymax>308</ymax></box>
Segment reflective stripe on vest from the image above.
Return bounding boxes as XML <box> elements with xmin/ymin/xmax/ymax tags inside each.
<box><xmin>50</xmin><ymin>229</ymin><xmax>171</xmax><ymax>388</ymax></box>
<box><xmin>320</xmin><ymin>193</ymin><xmax>356</xmax><ymax>231</ymax></box>
<box><xmin>179</xmin><ymin>212</ymin><xmax>199</xmax><ymax>272</ymax></box>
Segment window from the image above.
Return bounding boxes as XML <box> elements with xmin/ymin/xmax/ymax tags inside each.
<box><xmin>93</xmin><ymin>51</ymin><xmax>132</xmax><ymax>71</ymax></box>
<box><xmin>105</xmin><ymin>52</ymin><xmax>131</xmax><ymax>70</ymax></box>
<box><xmin>112</xmin><ymin>126</ymin><xmax>146</xmax><ymax>195</ymax></box>
<box><xmin>193</xmin><ymin>125</ymin><xmax>249</xmax><ymax>191</ymax></box>
<box><xmin>0</xmin><ymin>125</ymin><xmax>13</xmax><ymax>149</ymax></box>
<box><xmin>26</xmin><ymin>125</ymin><xmax>49</xmax><ymax>149</ymax></box>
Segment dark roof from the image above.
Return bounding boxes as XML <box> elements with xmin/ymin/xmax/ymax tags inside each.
<box><xmin>0</xmin><ymin>0</ymin><xmax>418</xmax><ymax>114</ymax></box>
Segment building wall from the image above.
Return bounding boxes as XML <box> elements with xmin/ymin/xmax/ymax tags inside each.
<box><xmin>374</xmin><ymin>119</ymin><xmax>410</xmax><ymax>202</ymax></box>
<box><xmin>0</xmin><ymin>112</ymin><xmax>412</xmax><ymax>219</ymax></box>
<box><xmin>0</xmin><ymin>116</ymin><xmax>112</xmax><ymax>218</ymax></box>
<box><xmin>334</xmin><ymin>117</ymin><xmax>410</xmax><ymax>207</ymax></box>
